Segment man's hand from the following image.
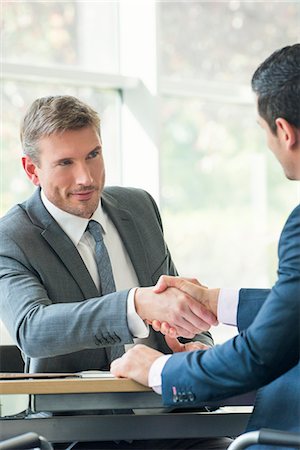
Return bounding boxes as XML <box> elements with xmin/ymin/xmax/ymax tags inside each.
<box><xmin>110</xmin><ymin>344</ymin><xmax>162</xmax><ymax>386</ymax></box>
<box><xmin>150</xmin><ymin>276</ymin><xmax>220</xmax><ymax>337</ymax></box>
<box><xmin>164</xmin><ymin>335</ymin><xmax>210</xmax><ymax>352</ymax></box>
<box><xmin>154</xmin><ymin>275</ymin><xmax>219</xmax><ymax>317</ymax></box>
<box><xmin>155</xmin><ymin>276</ymin><xmax>207</xmax><ymax>292</ymax></box>
<box><xmin>135</xmin><ymin>285</ymin><xmax>218</xmax><ymax>339</ymax></box>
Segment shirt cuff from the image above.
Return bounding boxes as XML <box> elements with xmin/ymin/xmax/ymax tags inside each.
<box><xmin>217</xmin><ymin>288</ymin><xmax>240</xmax><ymax>326</ymax></box>
<box><xmin>148</xmin><ymin>354</ymin><xmax>172</xmax><ymax>394</ymax></box>
<box><xmin>127</xmin><ymin>288</ymin><xmax>149</xmax><ymax>338</ymax></box>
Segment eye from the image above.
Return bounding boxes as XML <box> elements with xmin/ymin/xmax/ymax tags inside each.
<box><xmin>87</xmin><ymin>149</ymin><xmax>100</xmax><ymax>159</ymax></box>
<box><xmin>58</xmin><ymin>159</ymin><xmax>72</xmax><ymax>166</ymax></box>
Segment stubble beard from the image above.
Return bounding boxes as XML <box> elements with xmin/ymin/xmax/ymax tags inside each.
<box><xmin>68</xmin><ymin>195</ymin><xmax>101</xmax><ymax>219</ymax></box>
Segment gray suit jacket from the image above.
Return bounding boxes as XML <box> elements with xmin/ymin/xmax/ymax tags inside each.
<box><xmin>0</xmin><ymin>187</ymin><xmax>212</xmax><ymax>373</ymax></box>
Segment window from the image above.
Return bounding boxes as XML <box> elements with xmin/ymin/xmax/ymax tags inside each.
<box><xmin>2</xmin><ymin>2</ymin><xmax>119</xmax><ymax>71</ymax></box>
<box><xmin>159</xmin><ymin>1</ymin><xmax>298</xmax><ymax>83</ymax></box>
<box><xmin>158</xmin><ymin>1</ymin><xmax>300</xmax><ymax>341</ymax></box>
<box><xmin>1</xmin><ymin>1</ymin><xmax>122</xmax><ymax>215</ymax></box>
<box><xmin>1</xmin><ymin>1</ymin><xmax>299</xmax><ymax>345</ymax></box>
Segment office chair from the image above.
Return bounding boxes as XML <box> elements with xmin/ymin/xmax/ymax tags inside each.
<box><xmin>0</xmin><ymin>345</ymin><xmax>24</xmax><ymax>372</ymax></box>
<box><xmin>0</xmin><ymin>432</ymin><xmax>53</xmax><ymax>450</ymax></box>
<box><xmin>228</xmin><ymin>428</ymin><xmax>300</xmax><ymax>449</ymax></box>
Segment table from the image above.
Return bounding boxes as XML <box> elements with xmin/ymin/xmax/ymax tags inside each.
<box><xmin>0</xmin><ymin>376</ymin><xmax>253</xmax><ymax>443</ymax></box>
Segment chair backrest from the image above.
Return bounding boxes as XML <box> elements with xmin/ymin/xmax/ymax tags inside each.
<box><xmin>228</xmin><ymin>428</ymin><xmax>300</xmax><ymax>450</ymax></box>
<box><xmin>0</xmin><ymin>432</ymin><xmax>53</xmax><ymax>450</ymax></box>
<box><xmin>0</xmin><ymin>345</ymin><xmax>24</xmax><ymax>373</ymax></box>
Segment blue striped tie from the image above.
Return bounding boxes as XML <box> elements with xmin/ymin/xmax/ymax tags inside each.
<box><xmin>87</xmin><ymin>220</ymin><xmax>116</xmax><ymax>295</ymax></box>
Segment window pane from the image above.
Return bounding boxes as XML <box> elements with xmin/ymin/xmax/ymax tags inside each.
<box><xmin>160</xmin><ymin>97</ymin><xmax>299</xmax><ymax>288</ymax></box>
<box><xmin>1</xmin><ymin>81</ymin><xmax>121</xmax><ymax>215</ymax></box>
<box><xmin>2</xmin><ymin>1</ymin><xmax>119</xmax><ymax>72</ymax></box>
<box><xmin>159</xmin><ymin>1</ymin><xmax>300</xmax><ymax>83</ymax></box>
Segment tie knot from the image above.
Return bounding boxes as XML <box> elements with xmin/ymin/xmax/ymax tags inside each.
<box><xmin>87</xmin><ymin>220</ymin><xmax>104</xmax><ymax>243</ymax></box>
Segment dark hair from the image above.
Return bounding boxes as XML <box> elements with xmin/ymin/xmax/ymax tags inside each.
<box><xmin>251</xmin><ymin>44</ymin><xmax>300</xmax><ymax>134</ymax></box>
<box><xmin>20</xmin><ymin>95</ymin><xmax>101</xmax><ymax>164</ymax></box>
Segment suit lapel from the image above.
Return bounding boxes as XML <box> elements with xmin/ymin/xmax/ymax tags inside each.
<box><xmin>102</xmin><ymin>192</ymin><xmax>152</xmax><ymax>287</ymax></box>
<box><xmin>25</xmin><ymin>189</ymin><xmax>99</xmax><ymax>299</ymax></box>
<box><xmin>25</xmin><ymin>188</ymin><xmax>152</xmax><ymax>295</ymax></box>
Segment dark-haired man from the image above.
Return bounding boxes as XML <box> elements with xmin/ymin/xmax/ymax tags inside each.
<box><xmin>111</xmin><ymin>44</ymin><xmax>300</xmax><ymax>449</ymax></box>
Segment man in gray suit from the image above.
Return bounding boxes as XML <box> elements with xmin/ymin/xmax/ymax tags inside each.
<box><xmin>0</xmin><ymin>96</ymin><xmax>232</xmax><ymax>448</ymax></box>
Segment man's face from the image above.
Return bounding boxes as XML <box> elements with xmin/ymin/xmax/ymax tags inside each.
<box><xmin>24</xmin><ymin>126</ymin><xmax>105</xmax><ymax>218</ymax></box>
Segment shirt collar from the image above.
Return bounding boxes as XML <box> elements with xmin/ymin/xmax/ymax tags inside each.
<box><xmin>41</xmin><ymin>190</ymin><xmax>107</xmax><ymax>246</ymax></box>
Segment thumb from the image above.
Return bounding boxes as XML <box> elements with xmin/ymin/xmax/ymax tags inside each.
<box><xmin>153</xmin><ymin>275</ymin><xmax>169</xmax><ymax>293</ymax></box>
<box><xmin>165</xmin><ymin>335</ymin><xmax>184</xmax><ymax>353</ymax></box>
<box><xmin>154</xmin><ymin>275</ymin><xmax>181</xmax><ymax>293</ymax></box>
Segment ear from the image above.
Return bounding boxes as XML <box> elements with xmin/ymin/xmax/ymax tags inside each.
<box><xmin>275</xmin><ymin>118</ymin><xmax>296</xmax><ymax>149</ymax></box>
<box><xmin>22</xmin><ymin>156</ymin><xmax>40</xmax><ymax>186</ymax></box>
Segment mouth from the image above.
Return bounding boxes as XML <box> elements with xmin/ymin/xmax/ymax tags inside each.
<box><xmin>71</xmin><ymin>189</ymin><xmax>96</xmax><ymax>201</ymax></box>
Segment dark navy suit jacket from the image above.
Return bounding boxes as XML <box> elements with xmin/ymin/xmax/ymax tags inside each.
<box><xmin>162</xmin><ymin>204</ymin><xmax>300</xmax><ymax>449</ymax></box>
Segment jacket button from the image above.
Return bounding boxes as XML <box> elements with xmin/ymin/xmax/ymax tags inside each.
<box><xmin>187</xmin><ymin>391</ymin><xmax>195</xmax><ymax>401</ymax></box>
<box><xmin>172</xmin><ymin>394</ymin><xmax>179</xmax><ymax>403</ymax></box>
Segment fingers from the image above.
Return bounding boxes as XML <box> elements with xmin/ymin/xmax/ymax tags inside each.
<box><xmin>150</xmin><ymin>319</ymin><xmax>161</xmax><ymax>331</ymax></box>
<box><xmin>153</xmin><ymin>275</ymin><xmax>170</xmax><ymax>293</ymax></box>
<box><xmin>151</xmin><ymin>300</ymin><xmax>217</xmax><ymax>338</ymax></box>
<box><xmin>188</xmin><ymin>299</ymin><xmax>219</xmax><ymax>327</ymax></box>
<box><xmin>136</xmin><ymin>285</ymin><xmax>217</xmax><ymax>338</ymax></box>
<box><xmin>164</xmin><ymin>335</ymin><xmax>210</xmax><ymax>353</ymax></box>
<box><xmin>154</xmin><ymin>275</ymin><xmax>192</xmax><ymax>293</ymax></box>
<box><xmin>147</xmin><ymin>318</ymin><xmax>177</xmax><ymax>333</ymax></box>
<box><xmin>154</xmin><ymin>275</ymin><xmax>207</xmax><ymax>294</ymax></box>
<box><xmin>164</xmin><ymin>335</ymin><xmax>185</xmax><ymax>352</ymax></box>
<box><xmin>167</xmin><ymin>291</ymin><xmax>216</xmax><ymax>333</ymax></box>
<box><xmin>110</xmin><ymin>355</ymin><xmax>128</xmax><ymax>379</ymax></box>
<box><xmin>152</xmin><ymin>317</ymin><xmax>213</xmax><ymax>339</ymax></box>
<box><xmin>155</xmin><ymin>278</ymin><xmax>219</xmax><ymax>321</ymax></box>
<box><xmin>162</xmin><ymin>297</ymin><xmax>209</xmax><ymax>336</ymax></box>
<box><xmin>110</xmin><ymin>344</ymin><xmax>162</xmax><ymax>386</ymax></box>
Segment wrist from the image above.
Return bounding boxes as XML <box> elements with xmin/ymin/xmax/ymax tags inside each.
<box><xmin>134</xmin><ymin>287</ymin><xmax>148</xmax><ymax>321</ymax></box>
<box><xmin>207</xmin><ymin>288</ymin><xmax>220</xmax><ymax>317</ymax></box>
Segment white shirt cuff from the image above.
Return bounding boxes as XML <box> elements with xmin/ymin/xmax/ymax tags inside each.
<box><xmin>127</xmin><ymin>288</ymin><xmax>149</xmax><ymax>338</ymax></box>
<box><xmin>217</xmin><ymin>288</ymin><xmax>240</xmax><ymax>326</ymax></box>
<box><xmin>148</xmin><ymin>354</ymin><xmax>172</xmax><ymax>394</ymax></box>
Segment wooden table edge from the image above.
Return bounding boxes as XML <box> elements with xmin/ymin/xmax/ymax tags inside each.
<box><xmin>0</xmin><ymin>377</ymin><xmax>151</xmax><ymax>395</ymax></box>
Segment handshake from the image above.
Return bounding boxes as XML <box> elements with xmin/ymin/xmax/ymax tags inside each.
<box><xmin>134</xmin><ymin>276</ymin><xmax>220</xmax><ymax>339</ymax></box>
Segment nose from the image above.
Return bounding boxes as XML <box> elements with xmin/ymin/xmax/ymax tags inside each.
<box><xmin>74</xmin><ymin>162</ymin><xmax>93</xmax><ymax>186</ymax></box>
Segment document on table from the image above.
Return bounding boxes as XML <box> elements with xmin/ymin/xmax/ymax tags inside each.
<box><xmin>0</xmin><ymin>373</ymin><xmax>80</xmax><ymax>380</ymax></box>
<box><xmin>78</xmin><ymin>370</ymin><xmax>115</xmax><ymax>378</ymax></box>
<box><xmin>0</xmin><ymin>371</ymin><xmax>114</xmax><ymax>380</ymax></box>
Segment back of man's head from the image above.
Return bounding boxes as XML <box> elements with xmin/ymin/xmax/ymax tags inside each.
<box><xmin>20</xmin><ymin>95</ymin><xmax>101</xmax><ymax>164</ymax></box>
<box><xmin>251</xmin><ymin>44</ymin><xmax>300</xmax><ymax>134</ymax></box>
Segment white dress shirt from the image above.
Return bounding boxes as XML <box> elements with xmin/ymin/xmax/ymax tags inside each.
<box><xmin>149</xmin><ymin>288</ymin><xmax>240</xmax><ymax>393</ymax></box>
<box><xmin>41</xmin><ymin>191</ymin><xmax>149</xmax><ymax>339</ymax></box>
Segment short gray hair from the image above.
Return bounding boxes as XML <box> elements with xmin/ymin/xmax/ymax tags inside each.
<box><xmin>20</xmin><ymin>95</ymin><xmax>101</xmax><ymax>164</ymax></box>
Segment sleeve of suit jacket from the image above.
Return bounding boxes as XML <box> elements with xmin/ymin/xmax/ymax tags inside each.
<box><xmin>161</xmin><ymin>204</ymin><xmax>300</xmax><ymax>405</ymax></box>
<box><xmin>0</xmin><ymin>198</ymin><xmax>132</xmax><ymax>360</ymax></box>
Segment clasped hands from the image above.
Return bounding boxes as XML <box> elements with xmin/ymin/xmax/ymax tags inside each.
<box><xmin>111</xmin><ymin>275</ymin><xmax>219</xmax><ymax>386</ymax></box>
<box><xmin>135</xmin><ymin>275</ymin><xmax>219</xmax><ymax>339</ymax></box>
